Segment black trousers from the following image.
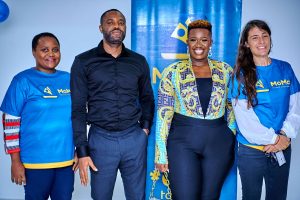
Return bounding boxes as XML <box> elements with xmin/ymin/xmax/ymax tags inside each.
<box><xmin>167</xmin><ymin>113</ymin><xmax>235</xmax><ymax>200</ymax></box>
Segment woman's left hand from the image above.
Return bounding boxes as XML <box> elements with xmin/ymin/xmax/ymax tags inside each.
<box><xmin>263</xmin><ymin>144</ymin><xmax>278</xmax><ymax>153</ymax></box>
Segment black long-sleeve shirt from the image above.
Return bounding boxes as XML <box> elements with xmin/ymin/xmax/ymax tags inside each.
<box><xmin>71</xmin><ymin>41</ymin><xmax>154</xmax><ymax>157</ymax></box>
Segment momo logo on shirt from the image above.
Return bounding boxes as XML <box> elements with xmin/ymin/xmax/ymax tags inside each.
<box><xmin>256</xmin><ymin>80</ymin><xmax>264</xmax><ymax>89</ymax></box>
<box><xmin>256</xmin><ymin>80</ymin><xmax>269</xmax><ymax>93</ymax></box>
<box><xmin>44</xmin><ymin>87</ymin><xmax>53</xmax><ymax>95</ymax></box>
<box><xmin>270</xmin><ymin>79</ymin><xmax>290</xmax><ymax>88</ymax></box>
<box><xmin>57</xmin><ymin>89</ymin><xmax>71</xmax><ymax>94</ymax></box>
<box><xmin>42</xmin><ymin>86</ymin><xmax>70</xmax><ymax>98</ymax></box>
<box><xmin>43</xmin><ymin>86</ymin><xmax>57</xmax><ymax>98</ymax></box>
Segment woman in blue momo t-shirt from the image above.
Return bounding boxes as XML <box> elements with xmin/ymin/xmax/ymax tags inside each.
<box><xmin>1</xmin><ymin>32</ymin><xmax>75</xmax><ymax>200</ymax></box>
<box><xmin>229</xmin><ymin>20</ymin><xmax>300</xmax><ymax>200</ymax></box>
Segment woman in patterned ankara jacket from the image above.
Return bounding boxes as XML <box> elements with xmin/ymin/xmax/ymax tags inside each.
<box><xmin>155</xmin><ymin>19</ymin><xmax>236</xmax><ymax>200</ymax></box>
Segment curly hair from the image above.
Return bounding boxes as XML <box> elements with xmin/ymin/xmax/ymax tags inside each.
<box><xmin>234</xmin><ymin>19</ymin><xmax>272</xmax><ymax>108</ymax></box>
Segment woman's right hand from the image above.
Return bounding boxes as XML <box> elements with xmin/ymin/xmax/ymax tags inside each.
<box><xmin>263</xmin><ymin>135</ymin><xmax>290</xmax><ymax>153</ymax></box>
<box><xmin>274</xmin><ymin>134</ymin><xmax>290</xmax><ymax>151</ymax></box>
<box><xmin>10</xmin><ymin>152</ymin><xmax>26</xmax><ymax>185</ymax></box>
<box><xmin>155</xmin><ymin>163</ymin><xmax>169</xmax><ymax>172</ymax></box>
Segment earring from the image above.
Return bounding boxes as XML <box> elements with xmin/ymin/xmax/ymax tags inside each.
<box><xmin>208</xmin><ymin>46</ymin><xmax>212</xmax><ymax>58</ymax></box>
<box><xmin>187</xmin><ymin>46</ymin><xmax>191</xmax><ymax>61</ymax></box>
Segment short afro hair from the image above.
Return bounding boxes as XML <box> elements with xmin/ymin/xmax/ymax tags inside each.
<box><xmin>188</xmin><ymin>20</ymin><xmax>212</xmax><ymax>35</ymax></box>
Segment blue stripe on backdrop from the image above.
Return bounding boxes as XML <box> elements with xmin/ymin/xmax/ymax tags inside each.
<box><xmin>131</xmin><ymin>1</ymin><xmax>241</xmax><ymax>199</ymax></box>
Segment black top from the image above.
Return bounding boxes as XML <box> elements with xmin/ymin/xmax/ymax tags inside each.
<box><xmin>71</xmin><ymin>41</ymin><xmax>154</xmax><ymax>157</ymax></box>
<box><xmin>196</xmin><ymin>78</ymin><xmax>212</xmax><ymax>117</ymax></box>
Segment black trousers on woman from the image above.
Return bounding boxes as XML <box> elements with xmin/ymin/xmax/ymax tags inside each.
<box><xmin>167</xmin><ymin>113</ymin><xmax>235</xmax><ymax>200</ymax></box>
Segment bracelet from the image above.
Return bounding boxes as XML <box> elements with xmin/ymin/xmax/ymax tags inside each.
<box><xmin>278</xmin><ymin>131</ymin><xmax>286</xmax><ymax>136</ymax></box>
<box><xmin>279</xmin><ymin>131</ymin><xmax>291</xmax><ymax>142</ymax></box>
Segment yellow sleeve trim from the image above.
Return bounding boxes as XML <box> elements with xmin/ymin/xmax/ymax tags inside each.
<box><xmin>23</xmin><ymin>159</ymin><xmax>74</xmax><ymax>169</ymax></box>
<box><xmin>245</xmin><ymin>144</ymin><xmax>264</xmax><ymax>151</ymax></box>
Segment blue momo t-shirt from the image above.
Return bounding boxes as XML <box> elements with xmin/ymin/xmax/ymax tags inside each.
<box><xmin>1</xmin><ymin>68</ymin><xmax>74</xmax><ymax>168</ymax></box>
<box><xmin>229</xmin><ymin>58</ymin><xmax>300</xmax><ymax>147</ymax></box>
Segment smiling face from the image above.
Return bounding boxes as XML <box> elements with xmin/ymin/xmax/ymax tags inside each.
<box><xmin>99</xmin><ymin>11</ymin><xmax>126</xmax><ymax>45</ymax></box>
<box><xmin>187</xmin><ymin>28</ymin><xmax>212</xmax><ymax>63</ymax></box>
<box><xmin>32</xmin><ymin>36</ymin><xmax>60</xmax><ymax>73</ymax></box>
<box><xmin>245</xmin><ymin>26</ymin><xmax>271</xmax><ymax>59</ymax></box>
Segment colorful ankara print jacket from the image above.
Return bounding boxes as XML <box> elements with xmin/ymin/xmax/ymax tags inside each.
<box><xmin>155</xmin><ymin>59</ymin><xmax>236</xmax><ymax>164</ymax></box>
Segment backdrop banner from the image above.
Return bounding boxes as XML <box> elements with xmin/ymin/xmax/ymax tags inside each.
<box><xmin>131</xmin><ymin>1</ymin><xmax>242</xmax><ymax>199</ymax></box>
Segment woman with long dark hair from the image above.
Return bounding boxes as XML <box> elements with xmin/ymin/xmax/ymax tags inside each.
<box><xmin>229</xmin><ymin>20</ymin><xmax>300</xmax><ymax>199</ymax></box>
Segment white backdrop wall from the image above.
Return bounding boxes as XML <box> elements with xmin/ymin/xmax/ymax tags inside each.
<box><xmin>0</xmin><ymin>0</ymin><xmax>299</xmax><ymax>199</ymax></box>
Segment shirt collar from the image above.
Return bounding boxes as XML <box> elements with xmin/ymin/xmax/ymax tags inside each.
<box><xmin>97</xmin><ymin>40</ymin><xmax>130</xmax><ymax>58</ymax></box>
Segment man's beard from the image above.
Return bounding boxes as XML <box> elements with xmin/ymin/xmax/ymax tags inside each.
<box><xmin>103</xmin><ymin>29</ymin><xmax>126</xmax><ymax>44</ymax></box>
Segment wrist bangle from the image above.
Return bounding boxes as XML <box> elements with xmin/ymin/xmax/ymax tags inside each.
<box><xmin>278</xmin><ymin>131</ymin><xmax>291</xmax><ymax>142</ymax></box>
<box><xmin>279</xmin><ymin>132</ymin><xmax>286</xmax><ymax>136</ymax></box>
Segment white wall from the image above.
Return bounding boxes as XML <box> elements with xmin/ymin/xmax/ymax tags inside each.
<box><xmin>0</xmin><ymin>0</ymin><xmax>299</xmax><ymax>199</ymax></box>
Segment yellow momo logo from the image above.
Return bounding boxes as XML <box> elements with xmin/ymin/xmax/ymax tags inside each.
<box><xmin>57</xmin><ymin>89</ymin><xmax>71</xmax><ymax>94</ymax></box>
<box><xmin>152</xmin><ymin>18</ymin><xmax>192</xmax><ymax>84</ymax></box>
<box><xmin>44</xmin><ymin>87</ymin><xmax>53</xmax><ymax>95</ymax></box>
<box><xmin>43</xmin><ymin>86</ymin><xmax>57</xmax><ymax>98</ymax></box>
<box><xmin>270</xmin><ymin>79</ymin><xmax>290</xmax><ymax>87</ymax></box>
<box><xmin>256</xmin><ymin>80</ymin><xmax>264</xmax><ymax>88</ymax></box>
<box><xmin>161</xmin><ymin>18</ymin><xmax>191</xmax><ymax>60</ymax></box>
<box><xmin>256</xmin><ymin>80</ymin><xmax>270</xmax><ymax>93</ymax></box>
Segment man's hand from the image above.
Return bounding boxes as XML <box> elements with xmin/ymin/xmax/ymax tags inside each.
<box><xmin>78</xmin><ymin>156</ymin><xmax>98</xmax><ymax>186</ymax></box>
<box><xmin>143</xmin><ymin>128</ymin><xmax>150</xmax><ymax>135</ymax></box>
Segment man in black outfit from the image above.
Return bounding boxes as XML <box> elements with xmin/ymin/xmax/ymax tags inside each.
<box><xmin>70</xmin><ymin>9</ymin><xmax>154</xmax><ymax>200</ymax></box>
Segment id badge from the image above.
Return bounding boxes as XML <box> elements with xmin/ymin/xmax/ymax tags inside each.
<box><xmin>275</xmin><ymin>151</ymin><xmax>286</xmax><ymax>166</ymax></box>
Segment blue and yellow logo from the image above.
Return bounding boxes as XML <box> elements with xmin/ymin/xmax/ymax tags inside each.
<box><xmin>270</xmin><ymin>79</ymin><xmax>290</xmax><ymax>87</ymax></box>
<box><xmin>42</xmin><ymin>87</ymin><xmax>70</xmax><ymax>98</ymax></box>
<box><xmin>43</xmin><ymin>87</ymin><xmax>57</xmax><ymax>98</ymax></box>
<box><xmin>57</xmin><ymin>89</ymin><xmax>71</xmax><ymax>94</ymax></box>
<box><xmin>256</xmin><ymin>80</ymin><xmax>269</xmax><ymax>93</ymax></box>
<box><xmin>153</xmin><ymin>18</ymin><xmax>192</xmax><ymax>84</ymax></box>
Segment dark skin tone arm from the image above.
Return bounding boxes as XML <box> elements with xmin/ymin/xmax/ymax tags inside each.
<box><xmin>10</xmin><ymin>152</ymin><xmax>26</xmax><ymax>185</ymax></box>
